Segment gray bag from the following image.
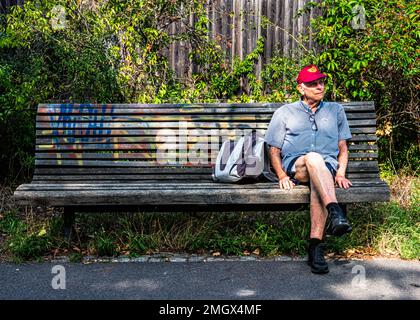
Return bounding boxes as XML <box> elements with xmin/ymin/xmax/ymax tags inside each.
<box><xmin>212</xmin><ymin>131</ymin><xmax>278</xmax><ymax>183</ymax></box>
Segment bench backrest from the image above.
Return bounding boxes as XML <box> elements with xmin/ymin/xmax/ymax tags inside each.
<box><xmin>34</xmin><ymin>102</ymin><xmax>379</xmax><ymax>184</ymax></box>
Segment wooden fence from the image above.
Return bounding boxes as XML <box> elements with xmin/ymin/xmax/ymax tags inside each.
<box><xmin>167</xmin><ymin>0</ymin><xmax>321</xmax><ymax>79</ymax></box>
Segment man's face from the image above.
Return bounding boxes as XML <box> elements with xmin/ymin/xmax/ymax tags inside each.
<box><xmin>298</xmin><ymin>78</ymin><xmax>326</xmax><ymax>101</ymax></box>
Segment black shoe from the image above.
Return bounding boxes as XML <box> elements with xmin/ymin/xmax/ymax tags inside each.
<box><xmin>326</xmin><ymin>204</ymin><xmax>352</xmax><ymax>237</ymax></box>
<box><xmin>308</xmin><ymin>240</ymin><xmax>329</xmax><ymax>274</ymax></box>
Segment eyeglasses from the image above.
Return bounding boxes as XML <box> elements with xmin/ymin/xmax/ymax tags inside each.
<box><xmin>303</xmin><ymin>79</ymin><xmax>326</xmax><ymax>88</ymax></box>
<box><xmin>309</xmin><ymin>114</ymin><xmax>318</xmax><ymax>131</ymax></box>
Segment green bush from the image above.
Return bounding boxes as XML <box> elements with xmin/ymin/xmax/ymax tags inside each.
<box><xmin>128</xmin><ymin>234</ymin><xmax>157</xmax><ymax>255</ymax></box>
<box><xmin>8</xmin><ymin>232</ymin><xmax>51</xmax><ymax>261</ymax></box>
<box><xmin>1</xmin><ymin>211</ymin><xmax>52</xmax><ymax>261</ymax></box>
<box><xmin>95</xmin><ymin>228</ymin><xmax>118</xmax><ymax>257</ymax></box>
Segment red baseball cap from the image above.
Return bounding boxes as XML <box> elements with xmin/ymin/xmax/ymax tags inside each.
<box><xmin>296</xmin><ymin>64</ymin><xmax>327</xmax><ymax>84</ymax></box>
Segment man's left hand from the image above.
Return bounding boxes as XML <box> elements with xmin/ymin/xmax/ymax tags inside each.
<box><xmin>335</xmin><ymin>175</ymin><xmax>352</xmax><ymax>189</ymax></box>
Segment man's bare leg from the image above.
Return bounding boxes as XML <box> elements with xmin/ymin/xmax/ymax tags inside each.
<box><xmin>309</xmin><ymin>184</ymin><xmax>329</xmax><ymax>239</ymax></box>
<box><xmin>294</xmin><ymin>152</ymin><xmax>350</xmax><ymax>237</ymax></box>
<box><xmin>293</xmin><ymin>153</ymin><xmax>332</xmax><ymax>239</ymax></box>
<box><xmin>294</xmin><ymin>152</ymin><xmax>337</xmax><ymax>205</ymax></box>
<box><xmin>292</xmin><ymin>153</ymin><xmax>338</xmax><ymax>274</ymax></box>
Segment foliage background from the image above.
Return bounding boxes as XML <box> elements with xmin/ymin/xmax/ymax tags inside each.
<box><xmin>0</xmin><ymin>0</ymin><xmax>418</xmax><ymax>181</ymax></box>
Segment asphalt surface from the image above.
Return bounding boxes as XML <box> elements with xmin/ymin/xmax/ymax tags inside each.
<box><xmin>0</xmin><ymin>258</ymin><xmax>419</xmax><ymax>300</ymax></box>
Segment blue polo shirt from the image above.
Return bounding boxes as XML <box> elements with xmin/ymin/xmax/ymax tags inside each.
<box><xmin>264</xmin><ymin>100</ymin><xmax>352</xmax><ymax>173</ymax></box>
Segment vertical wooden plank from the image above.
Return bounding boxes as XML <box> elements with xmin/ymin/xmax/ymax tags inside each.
<box><xmin>178</xmin><ymin>18</ymin><xmax>183</xmax><ymax>78</ymax></box>
<box><xmin>239</xmin><ymin>0</ymin><xmax>244</xmax><ymax>92</ymax></box>
<box><xmin>169</xmin><ymin>21</ymin><xmax>176</xmax><ymax>74</ymax></box>
<box><xmin>242</xmin><ymin>0</ymin><xmax>247</xmax><ymax>58</ymax></box>
<box><xmin>291</xmin><ymin>0</ymin><xmax>296</xmax><ymax>55</ymax></box>
<box><xmin>299</xmin><ymin>0</ymin><xmax>304</xmax><ymax>38</ymax></box>
<box><xmin>206</xmin><ymin>0</ymin><xmax>211</xmax><ymax>38</ymax></box>
<box><xmin>212</xmin><ymin>0</ymin><xmax>217</xmax><ymax>41</ymax></box>
<box><xmin>260</xmin><ymin>0</ymin><xmax>267</xmax><ymax>64</ymax></box>
<box><xmin>189</xmin><ymin>10</ymin><xmax>195</xmax><ymax>77</ymax></box>
<box><xmin>309</xmin><ymin>0</ymin><xmax>314</xmax><ymax>51</ymax></box>
<box><xmin>302</xmin><ymin>0</ymin><xmax>309</xmax><ymax>53</ymax></box>
<box><xmin>297</xmin><ymin>0</ymin><xmax>302</xmax><ymax>55</ymax></box>
<box><xmin>280</xmin><ymin>0</ymin><xmax>285</xmax><ymax>55</ymax></box>
<box><xmin>270</xmin><ymin>0</ymin><xmax>276</xmax><ymax>58</ymax></box>
<box><xmin>220</xmin><ymin>0</ymin><xmax>226</xmax><ymax>44</ymax></box>
<box><xmin>184</xmin><ymin>4</ymin><xmax>192</xmax><ymax>80</ymax></box>
<box><xmin>177</xmin><ymin>3</ymin><xmax>185</xmax><ymax>80</ymax></box>
<box><xmin>275</xmin><ymin>1</ymin><xmax>285</xmax><ymax>54</ymax></box>
<box><xmin>241</xmin><ymin>0</ymin><xmax>249</xmax><ymax>93</ymax></box>
<box><xmin>225</xmin><ymin>0</ymin><xmax>232</xmax><ymax>65</ymax></box>
<box><xmin>256</xmin><ymin>0</ymin><xmax>262</xmax><ymax>80</ymax></box>
<box><xmin>265</xmin><ymin>0</ymin><xmax>272</xmax><ymax>63</ymax></box>
<box><xmin>274</xmin><ymin>0</ymin><xmax>280</xmax><ymax>54</ymax></box>
<box><xmin>292</xmin><ymin>0</ymin><xmax>297</xmax><ymax>56</ymax></box>
<box><xmin>221</xmin><ymin>0</ymin><xmax>227</xmax><ymax>64</ymax></box>
<box><xmin>231</xmin><ymin>0</ymin><xmax>238</xmax><ymax>65</ymax></box>
<box><xmin>184</xmin><ymin>2</ymin><xmax>189</xmax><ymax>79</ymax></box>
<box><xmin>311</xmin><ymin>0</ymin><xmax>322</xmax><ymax>53</ymax></box>
<box><xmin>239</xmin><ymin>0</ymin><xmax>244</xmax><ymax>60</ymax></box>
<box><xmin>248</xmin><ymin>0</ymin><xmax>253</xmax><ymax>57</ymax></box>
<box><xmin>283</xmin><ymin>0</ymin><xmax>290</xmax><ymax>56</ymax></box>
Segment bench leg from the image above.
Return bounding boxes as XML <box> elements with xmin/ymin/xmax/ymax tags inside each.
<box><xmin>63</xmin><ymin>208</ymin><xmax>75</xmax><ymax>240</ymax></box>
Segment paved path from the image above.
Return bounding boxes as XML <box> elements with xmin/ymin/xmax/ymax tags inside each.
<box><xmin>0</xmin><ymin>258</ymin><xmax>419</xmax><ymax>300</ymax></box>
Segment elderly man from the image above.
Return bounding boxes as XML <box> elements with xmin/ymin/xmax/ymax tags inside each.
<box><xmin>265</xmin><ymin>64</ymin><xmax>353</xmax><ymax>274</ymax></box>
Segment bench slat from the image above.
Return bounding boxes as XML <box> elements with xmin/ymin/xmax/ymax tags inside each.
<box><xmin>17</xmin><ymin>179</ymin><xmax>388</xmax><ymax>191</ymax></box>
<box><xmin>36</xmin><ymin>137</ymin><xmax>378</xmax><ymax>152</ymax></box>
<box><xmin>34</xmin><ymin>167</ymin><xmax>215</xmax><ymax>174</ymax></box>
<box><xmin>35</xmin><ymin>119</ymin><xmax>376</xmax><ymax>129</ymax></box>
<box><xmin>346</xmin><ymin>173</ymin><xmax>381</xmax><ymax>179</ymax></box>
<box><xmin>31</xmin><ymin>172</ymin><xmax>382</xmax><ymax>181</ymax></box>
<box><xmin>38</xmin><ymin>107</ymin><xmax>281</xmax><ymax>115</ymax></box>
<box><xmin>37</xmin><ymin>102</ymin><xmax>374</xmax><ymax>113</ymax></box>
<box><xmin>348</xmin><ymin>152</ymin><xmax>378</xmax><ymax>158</ymax></box>
<box><xmin>36</xmin><ymin>127</ymin><xmax>378</xmax><ymax>137</ymax></box>
<box><xmin>34</xmin><ymin>159</ymin><xmax>213</xmax><ymax>167</ymax></box>
<box><xmin>38</xmin><ymin>114</ymin><xmax>278</xmax><ymax>122</ymax></box>
<box><xmin>34</xmin><ymin>152</ymin><xmax>378</xmax><ymax>164</ymax></box>
<box><xmin>13</xmin><ymin>185</ymin><xmax>390</xmax><ymax>206</ymax></box>
<box><xmin>33</xmin><ymin>159</ymin><xmax>378</xmax><ymax>176</ymax></box>
<box><xmin>348</xmin><ymin>144</ymin><xmax>377</xmax><ymax>151</ymax></box>
<box><xmin>33</xmin><ymin>173</ymin><xmax>383</xmax><ymax>181</ymax></box>
<box><xmin>35</xmin><ymin>135</ymin><xmax>248</xmax><ymax>145</ymax></box>
<box><xmin>33</xmin><ymin>159</ymin><xmax>379</xmax><ymax>171</ymax></box>
<box><xmin>36</xmin><ymin>122</ymin><xmax>271</xmax><ymax>129</ymax></box>
<box><xmin>33</xmin><ymin>174</ymin><xmax>214</xmax><ymax>181</ymax></box>
<box><xmin>35</xmin><ymin>133</ymin><xmax>378</xmax><ymax>146</ymax></box>
<box><xmin>37</xmin><ymin>112</ymin><xmax>377</xmax><ymax>123</ymax></box>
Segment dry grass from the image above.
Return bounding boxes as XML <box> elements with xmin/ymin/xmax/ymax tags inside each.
<box><xmin>0</xmin><ymin>184</ymin><xmax>15</xmax><ymax>214</ymax></box>
<box><xmin>389</xmin><ymin>175</ymin><xmax>419</xmax><ymax>208</ymax></box>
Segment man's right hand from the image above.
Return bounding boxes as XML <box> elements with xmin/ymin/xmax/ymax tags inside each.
<box><xmin>278</xmin><ymin>175</ymin><xmax>295</xmax><ymax>190</ymax></box>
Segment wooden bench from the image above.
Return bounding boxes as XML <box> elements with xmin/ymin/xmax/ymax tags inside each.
<box><xmin>13</xmin><ymin>102</ymin><xmax>390</xmax><ymax>235</ymax></box>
